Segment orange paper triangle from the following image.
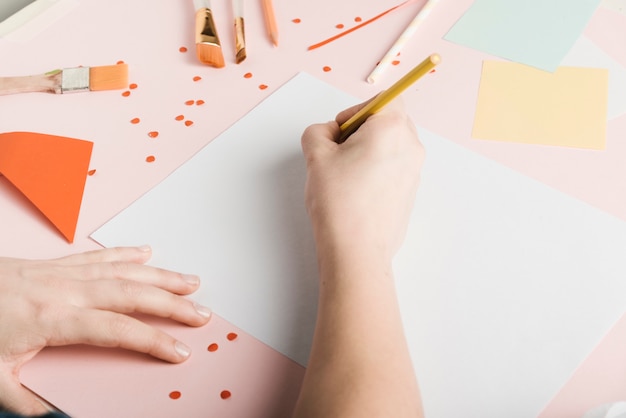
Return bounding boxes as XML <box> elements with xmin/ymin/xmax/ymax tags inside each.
<box><xmin>0</xmin><ymin>132</ymin><xmax>93</xmax><ymax>243</ymax></box>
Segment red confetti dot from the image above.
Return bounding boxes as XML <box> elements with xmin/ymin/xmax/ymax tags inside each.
<box><xmin>122</xmin><ymin>91</ymin><xmax>131</xmax><ymax>97</ymax></box>
<box><xmin>88</xmin><ymin>169</ymin><xmax>96</xmax><ymax>176</ymax></box>
<box><xmin>184</xmin><ymin>120</ymin><xmax>194</xmax><ymax>127</ymax></box>
<box><xmin>193</xmin><ymin>76</ymin><xmax>202</xmax><ymax>82</ymax></box>
<box><xmin>148</xmin><ymin>131</ymin><xmax>159</xmax><ymax>138</ymax></box>
<box><xmin>335</xmin><ymin>23</ymin><xmax>344</xmax><ymax>29</ymax></box>
<box><xmin>220</xmin><ymin>390</ymin><xmax>232</xmax><ymax>400</ymax></box>
<box><xmin>130</xmin><ymin>117</ymin><xmax>140</xmax><ymax>124</ymax></box>
<box><xmin>169</xmin><ymin>391</ymin><xmax>181</xmax><ymax>400</ymax></box>
<box><xmin>196</xmin><ymin>100</ymin><xmax>205</xmax><ymax>106</ymax></box>
<box><xmin>175</xmin><ymin>115</ymin><xmax>185</xmax><ymax>121</ymax></box>
<box><xmin>392</xmin><ymin>60</ymin><xmax>400</xmax><ymax>66</ymax></box>
<box><xmin>354</xmin><ymin>16</ymin><xmax>362</xmax><ymax>22</ymax></box>
<box><xmin>146</xmin><ymin>155</ymin><xmax>156</xmax><ymax>163</ymax></box>
<box><xmin>185</xmin><ymin>100</ymin><xmax>195</xmax><ymax>106</ymax></box>
<box><xmin>227</xmin><ymin>332</ymin><xmax>238</xmax><ymax>341</ymax></box>
<box><xmin>292</xmin><ymin>18</ymin><xmax>301</xmax><ymax>23</ymax></box>
<box><xmin>323</xmin><ymin>66</ymin><xmax>332</xmax><ymax>72</ymax></box>
<box><xmin>207</xmin><ymin>343</ymin><xmax>219</xmax><ymax>352</ymax></box>
<box><xmin>179</xmin><ymin>46</ymin><xmax>188</xmax><ymax>53</ymax></box>
<box><xmin>258</xmin><ymin>84</ymin><xmax>268</xmax><ymax>90</ymax></box>
<box><xmin>244</xmin><ymin>72</ymin><xmax>253</xmax><ymax>79</ymax></box>
<box><xmin>430</xmin><ymin>69</ymin><xmax>436</xmax><ymax>73</ymax></box>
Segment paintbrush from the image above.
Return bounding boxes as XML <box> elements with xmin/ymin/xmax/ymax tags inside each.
<box><xmin>194</xmin><ymin>0</ymin><xmax>225</xmax><ymax>68</ymax></box>
<box><xmin>337</xmin><ymin>53</ymin><xmax>440</xmax><ymax>143</ymax></box>
<box><xmin>0</xmin><ymin>63</ymin><xmax>128</xmax><ymax>95</ymax></box>
<box><xmin>232</xmin><ymin>0</ymin><xmax>246</xmax><ymax>63</ymax></box>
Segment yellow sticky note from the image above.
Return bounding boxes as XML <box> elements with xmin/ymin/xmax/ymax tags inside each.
<box><xmin>473</xmin><ymin>60</ymin><xmax>609</xmax><ymax>149</ymax></box>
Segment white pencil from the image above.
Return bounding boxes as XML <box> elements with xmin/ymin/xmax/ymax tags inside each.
<box><xmin>366</xmin><ymin>0</ymin><xmax>440</xmax><ymax>84</ymax></box>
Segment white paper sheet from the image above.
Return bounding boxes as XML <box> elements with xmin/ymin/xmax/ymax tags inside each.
<box><xmin>92</xmin><ymin>72</ymin><xmax>626</xmax><ymax>418</ymax></box>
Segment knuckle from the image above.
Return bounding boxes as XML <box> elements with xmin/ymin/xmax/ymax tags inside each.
<box><xmin>108</xmin><ymin>261</ymin><xmax>131</xmax><ymax>279</ymax></box>
<box><xmin>118</xmin><ymin>279</ymin><xmax>145</xmax><ymax>299</ymax></box>
<box><xmin>106</xmin><ymin>315</ymin><xmax>135</xmax><ymax>345</ymax></box>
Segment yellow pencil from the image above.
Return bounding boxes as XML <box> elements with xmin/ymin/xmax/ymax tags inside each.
<box><xmin>338</xmin><ymin>53</ymin><xmax>441</xmax><ymax>143</ymax></box>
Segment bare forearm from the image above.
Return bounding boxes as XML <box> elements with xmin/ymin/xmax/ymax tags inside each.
<box><xmin>293</xmin><ymin>241</ymin><xmax>423</xmax><ymax>418</ymax></box>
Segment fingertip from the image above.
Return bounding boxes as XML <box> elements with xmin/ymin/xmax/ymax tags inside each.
<box><xmin>194</xmin><ymin>302</ymin><xmax>212</xmax><ymax>322</ymax></box>
<box><xmin>137</xmin><ymin>244</ymin><xmax>152</xmax><ymax>253</ymax></box>
<box><xmin>182</xmin><ymin>274</ymin><xmax>200</xmax><ymax>288</ymax></box>
<box><xmin>174</xmin><ymin>341</ymin><xmax>192</xmax><ymax>362</ymax></box>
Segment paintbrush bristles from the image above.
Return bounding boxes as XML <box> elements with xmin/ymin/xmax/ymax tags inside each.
<box><xmin>196</xmin><ymin>43</ymin><xmax>226</xmax><ymax>68</ymax></box>
<box><xmin>195</xmin><ymin>6</ymin><xmax>225</xmax><ymax>67</ymax></box>
<box><xmin>89</xmin><ymin>64</ymin><xmax>129</xmax><ymax>91</ymax></box>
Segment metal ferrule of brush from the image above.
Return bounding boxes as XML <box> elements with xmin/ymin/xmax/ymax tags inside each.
<box><xmin>61</xmin><ymin>67</ymin><xmax>90</xmax><ymax>93</ymax></box>
<box><xmin>195</xmin><ymin>8</ymin><xmax>220</xmax><ymax>46</ymax></box>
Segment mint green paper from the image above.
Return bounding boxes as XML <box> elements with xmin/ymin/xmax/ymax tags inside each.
<box><xmin>444</xmin><ymin>0</ymin><xmax>602</xmax><ymax>72</ymax></box>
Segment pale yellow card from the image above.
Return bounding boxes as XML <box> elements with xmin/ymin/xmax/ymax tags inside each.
<box><xmin>473</xmin><ymin>60</ymin><xmax>609</xmax><ymax>149</ymax></box>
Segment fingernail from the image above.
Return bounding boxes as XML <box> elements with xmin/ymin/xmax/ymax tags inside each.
<box><xmin>138</xmin><ymin>245</ymin><xmax>151</xmax><ymax>252</ymax></box>
<box><xmin>194</xmin><ymin>302</ymin><xmax>212</xmax><ymax>318</ymax></box>
<box><xmin>175</xmin><ymin>341</ymin><xmax>191</xmax><ymax>358</ymax></box>
<box><xmin>183</xmin><ymin>274</ymin><xmax>200</xmax><ymax>286</ymax></box>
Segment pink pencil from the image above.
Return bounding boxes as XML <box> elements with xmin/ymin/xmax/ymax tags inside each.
<box><xmin>262</xmin><ymin>0</ymin><xmax>278</xmax><ymax>46</ymax></box>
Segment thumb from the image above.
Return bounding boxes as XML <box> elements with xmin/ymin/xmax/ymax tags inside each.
<box><xmin>301</xmin><ymin>121</ymin><xmax>340</xmax><ymax>160</ymax></box>
<box><xmin>0</xmin><ymin>368</ymin><xmax>50</xmax><ymax>416</ymax></box>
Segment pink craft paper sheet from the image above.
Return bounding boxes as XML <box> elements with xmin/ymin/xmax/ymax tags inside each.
<box><xmin>22</xmin><ymin>315</ymin><xmax>304</xmax><ymax>418</ymax></box>
<box><xmin>585</xmin><ymin>6</ymin><xmax>626</xmax><ymax>68</ymax></box>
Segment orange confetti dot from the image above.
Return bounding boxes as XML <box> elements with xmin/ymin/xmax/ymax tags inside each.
<box><xmin>354</xmin><ymin>16</ymin><xmax>362</xmax><ymax>22</ymax></box>
<box><xmin>129</xmin><ymin>83</ymin><xmax>138</xmax><ymax>89</ymax></box>
<box><xmin>179</xmin><ymin>46</ymin><xmax>188</xmax><ymax>53</ymax></box>
<box><xmin>130</xmin><ymin>117</ymin><xmax>140</xmax><ymax>124</ymax></box>
<box><xmin>335</xmin><ymin>23</ymin><xmax>344</xmax><ymax>29</ymax></box>
<box><xmin>227</xmin><ymin>332</ymin><xmax>238</xmax><ymax>341</ymax></box>
<box><xmin>220</xmin><ymin>390</ymin><xmax>232</xmax><ymax>400</ymax></box>
<box><xmin>148</xmin><ymin>131</ymin><xmax>159</xmax><ymax>138</ymax></box>
<box><xmin>88</xmin><ymin>169</ymin><xmax>96</xmax><ymax>176</ymax></box>
<box><xmin>117</xmin><ymin>60</ymin><xmax>125</xmax><ymax>65</ymax></box>
<box><xmin>175</xmin><ymin>115</ymin><xmax>185</xmax><ymax>121</ymax></box>
<box><xmin>184</xmin><ymin>120</ymin><xmax>194</xmax><ymax>127</ymax></box>
<box><xmin>430</xmin><ymin>69</ymin><xmax>436</xmax><ymax>73</ymax></box>
<box><xmin>196</xmin><ymin>100</ymin><xmax>205</xmax><ymax>106</ymax></box>
<box><xmin>146</xmin><ymin>155</ymin><xmax>156</xmax><ymax>163</ymax></box>
<box><xmin>207</xmin><ymin>343</ymin><xmax>219</xmax><ymax>352</ymax></box>
<box><xmin>292</xmin><ymin>18</ymin><xmax>301</xmax><ymax>23</ymax></box>
<box><xmin>169</xmin><ymin>391</ymin><xmax>181</xmax><ymax>400</ymax></box>
<box><xmin>244</xmin><ymin>72</ymin><xmax>253</xmax><ymax>79</ymax></box>
<box><xmin>122</xmin><ymin>91</ymin><xmax>131</xmax><ymax>97</ymax></box>
<box><xmin>392</xmin><ymin>60</ymin><xmax>400</xmax><ymax>66</ymax></box>
<box><xmin>193</xmin><ymin>76</ymin><xmax>202</xmax><ymax>82</ymax></box>
<box><xmin>323</xmin><ymin>66</ymin><xmax>332</xmax><ymax>72</ymax></box>
<box><xmin>258</xmin><ymin>84</ymin><xmax>268</xmax><ymax>90</ymax></box>
<box><xmin>185</xmin><ymin>100</ymin><xmax>195</xmax><ymax>106</ymax></box>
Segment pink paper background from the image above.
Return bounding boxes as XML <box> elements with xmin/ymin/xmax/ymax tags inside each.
<box><xmin>1</xmin><ymin>0</ymin><xmax>625</xmax><ymax>416</ymax></box>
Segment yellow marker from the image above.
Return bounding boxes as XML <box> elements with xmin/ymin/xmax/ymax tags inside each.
<box><xmin>338</xmin><ymin>53</ymin><xmax>441</xmax><ymax>143</ymax></box>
